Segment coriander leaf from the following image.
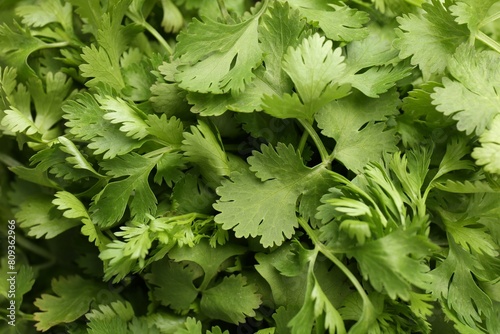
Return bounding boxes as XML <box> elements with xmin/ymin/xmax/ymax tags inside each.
<box><xmin>186</xmin><ymin>74</ymin><xmax>275</xmax><ymax>116</ymax></box>
<box><xmin>295</xmin><ymin>4</ymin><xmax>369</xmax><ymax>42</ymax></box>
<box><xmin>342</xmin><ymin>24</ymin><xmax>411</xmax><ymax>97</ymax></box>
<box><xmin>214</xmin><ymin>143</ymin><xmax>329</xmax><ymax>247</ymax></box>
<box><xmin>17</xmin><ymin>192</ymin><xmax>79</xmax><ymax>239</ymax></box>
<box><xmin>439</xmin><ymin>209</ymin><xmax>498</xmax><ymax>257</ymax></box>
<box><xmin>347</xmin><ymin>230</ymin><xmax>436</xmax><ymax>300</ymax></box>
<box><xmin>58</xmin><ymin>136</ymin><xmax>102</xmax><ymax>178</ymax></box>
<box><xmin>67</xmin><ymin>0</ymin><xmax>102</xmax><ymax>35</ymax></box>
<box><xmin>182</xmin><ymin>121</ymin><xmax>230</xmax><ymax>187</ymax></box>
<box><xmin>1</xmin><ymin>106</ymin><xmax>41</xmax><ymax>136</ymax></box>
<box><xmin>172</xmin><ymin>173</ymin><xmax>217</xmax><ymax>214</ymax></box>
<box><xmin>90</xmin><ymin>152</ymin><xmax>162</xmax><ymax>227</ymax></box>
<box><xmin>394</xmin><ymin>0</ymin><xmax>469</xmax><ymax>78</ymax></box>
<box><xmin>450</xmin><ymin>0</ymin><xmax>498</xmax><ymax>34</ymax></box>
<box><xmin>15</xmin><ymin>0</ymin><xmax>73</xmax><ymax>31</ymax></box>
<box><xmin>62</xmin><ymin>93</ymin><xmax>143</xmax><ymax>158</ymax></box>
<box><xmin>150</xmin><ymin>82</ymin><xmax>189</xmax><ymax>116</ymax></box>
<box><xmin>122</xmin><ymin>54</ymin><xmax>157</xmax><ymax>101</ymax></box>
<box><xmin>146</xmin><ymin>259</ymin><xmax>201</xmax><ymax>310</ymax></box>
<box><xmin>432</xmin><ymin>136</ymin><xmax>475</xmax><ymax>182</ymax></box>
<box><xmin>259</xmin><ymin>1</ymin><xmax>306</xmax><ymax>93</ymax></box>
<box><xmin>472</xmin><ymin>116</ymin><xmax>500</xmax><ymax>174</ymax></box>
<box><xmin>161</xmin><ymin>0</ymin><xmax>184</xmax><ymax>33</ymax></box>
<box><xmin>429</xmin><ymin>241</ymin><xmax>493</xmax><ymax>328</ymax></box>
<box><xmin>145</xmin><ymin>114</ymin><xmax>184</xmax><ymax>146</ymax></box>
<box><xmin>343</xmin><ymin>62</ymin><xmax>411</xmax><ymax>98</ymax></box>
<box><xmin>169</xmin><ymin>240</ymin><xmax>245</xmax><ymax>290</ymax></box>
<box><xmin>200</xmin><ymin>274</ymin><xmax>261</xmax><ymax>324</ymax></box>
<box><xmin>389</xmin><ymin>147</ymin><xmax>432</xmax><ymax>206</ymax></box>
<box><xmin>371</xmin><ymin>0</ymin><xmax>417</xmax><ymax>16</ymax></box>
<box><xmin>98</xmin><ymin>96</ymin><xmax>149</xmax><ymax>140</ymax></box>
<box><xmin>33</xmin><ymin>275</ymin><xmax>104</xmax><ymax>331</ymax></box>
<box><xmin>154</xmin><ymin>152</ymin><xmax>186</xmax><ymax>187</ymax></box>
<box><xmin>174</xmin><ymin>3</ymin><xmax>265</xmax><ymax>94</ymax></box>
<box><xmin>254</xmin><ymin>243</ymin><xmax>308</xmax><ymax>309</ymax></box>
<box><xmin>434</xmin><ymin>179</ymin><xmax>498</xmax><ymax>194</ymax></box>
<box><xmin>178</xmin><ymin>317</ymin><xmax>203</xmax><ymax>334</ymax></box>
<box><xmin>431</xmin><ymin>44</ymin><xmax>500</xmax><ymax>136</ymax></box>
<box><xmin>80</xmin><ymin>44</ymin><xmax>126</xmax><ymax>91</ymax></box>
<box><xmin>53</xmin><ymin>191</ymin><xmax>110</xmax><ymax>248</ymax></box>
<box><xmin>263</xmin><ymin>33</ymin><xmax>350</xmax><ymax>121</ymax></box>
<box><xmin>282</xmin><ymin>33</ymin><xmax>345</xmax><ymax>109</ymax></box>
<box><xmin>9</xmin><ymin>147</ymin><xmax>66</xmax><ymax>187</ymax></box>
<box><xmin>86</xmin><ymin>300</ymin><xmax>134</xmax><ymax>334</ymax></box>
<box><xmin>315</xmin><ymin>90</ymin><xmax>399</xmax><ymax>173</ymax></box>
<box><xmin>29</xmin><ymin>71</ymin><xmax>74</xmax><ymax>130</ymax></box>
<box><xmin>0</xmin><ymin>24</ymin><xmax>49</xmax><ymax>80</ymax></box>
<box><xmin>0</xmin><ymin>260</ymin><xmax>35</xmax><ymax>307</ymax></box>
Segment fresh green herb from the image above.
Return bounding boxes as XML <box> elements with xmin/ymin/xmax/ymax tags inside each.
<box><xmin>1</xmin><ymin>0</ymin><xmax>499</xmax><ymax>333</ymax></box>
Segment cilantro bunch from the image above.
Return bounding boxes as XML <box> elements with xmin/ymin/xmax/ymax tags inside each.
<box><xmin>1</xmin><ymin>0</ymin><xmax>499</xmax><ymax>333</ymax></box>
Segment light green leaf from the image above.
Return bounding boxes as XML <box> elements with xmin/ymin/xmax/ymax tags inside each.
<box><xmin>145</xmin><ymin>259</ymin><xmax>201</xmax><ymax>310</ymax></box>
<box><xmin>90</xmin><ymin>153</ymin><xmax>161</xmax><ymax>227</ymax></box>
<box><xmin>214</xmin><ymin>143</ymin><xmax>329</xmax><ymax>247</ymax></box>
<box><xmin>315</xmin><ymin>91</ymin><xmax>399</xmax><ymax>172</ymax></box>
<box><xmin>53</xmin><ymin>191</ymin><xmax>109</xmax><ymax>248</ymax></box>
<box><xmin>33</xmin><ymin>276</ymin><xmax>104</xmax><ymax>331</ymax></box>
<box><xmin>99</xmin><ymin>96</ymin><xmax>149</xmax><ymax>140</ymax></box>
<box><xmin>431</xmin><ymin>44</ymin><xmax>500</xmax><ymax>136</ymax></box>
<box><xmin>394</xmin><ymin>0</ymin><xmax>469</xmax><ymax>78</ymax></box>
<box><xmin>263</xmin><ymin>33</ymin><xmax>350</xmax><ymax>120</ymax></box>
<box><xmin>450</xmin><ymin>0</ymin><xmax>499</xmax><ymax>34</ymax></box>
<box><xmin>63</xmin><ymin>93</ymin><xmax>143</xmax><ymax>159</ymax></box>
<box><xmin>146</xmin><ymin>114</ymin><xmax>184</xmax><ymax>146</ymax></box>
<box><xmin>200</xmin><ymin>275</ymin><xmax>261</xmax><ymax>324</ymax></box>
<box><xmin>348</xmin><ymin>230</ymin><xmax>437</xmax><ymax>300</ymax></box>
<box><xmin>17</xmin><ymin>193</ymin><xmax>79</xmax><ymax>239</ymax></box>
<box><xmin>259</xmin><ymin>1</ymin><xmax>306</xmax><ymax>93</ymax></box>
<box><xmin>429</xmin><ymin>241</ymin><xmax>493</xmax><ymax>328</ymax></box>
<box><xmin>80</xmin><ymin>44</ymin><xmax>126</xmax><ymax>91</ymax></box>
<box><xmin>15</xmin><ymin>0</ymin><xmax>73</xmax><ymax>30</ymax></box>
<box><xmin>440</xmin><ymin>210</ymin><xmax>498</xmax><ymax>257</ymax></box>
<box><xmin>182</xmin><ymin>121</ymin><xmax>230</xmax><ymax>187</ymax></box>
<box><xmin>169</xmin><ymin>240</ymin><xmax>245</xmax><ymax>290</ymax></box>
<box><xmin>296</xmin><ymin>4</ymin><xmax>369</xmax><ymax>42</ymax></box>
<box><xmin>472</xmin><ymin>116</ymin><xmax>500</xmax><ymax>174</ymax></box>
<box><xmin>1</xmin><ymin>106</ymin><xmax>40</xmax><ymax>136</ymax></box>
<box><xmin>0</xmin><ymin>24</ymin><xmax>49</xmax><ymax>79</ymax></box>
<box><xmin>174</xmin><ymin>3</ymin><xmax>265</xmax><ymax>93</ymax></box>
<box><xmin>86</xmin><ymin>301</ymin><xmax>134</xmax><ymax>334</ymax></box>
<box><xmin>58</xmin><ymin>136</ymin><xmax>102</xmax><ymax>177</ymax></box>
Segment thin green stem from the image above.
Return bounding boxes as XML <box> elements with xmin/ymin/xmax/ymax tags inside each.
<box><xmin>298</xmin><ymin>119</ymin><xmax>330</xmax><ymax>164</ymax></box>
<box><xmin>143</xmin><ymin>146</ymin><xmax>174</xmax><ymax>158</ymax></box>
<box><xmin>0</xmin><ymin>152</ymin><xmax>22</xmax><ymax>167</ymax></box>
<box><xmin>298</xmin><ymin>218</ymin><xmax>372</xmax><ymax>307</ymax></box>
<box><xmin>217</xmin><ymin>0</ymin><xmax>230</xmax><ymax>21</ymax></box>
<box><xmin>297</xmin><ymin>131</ymin><xmax>309</xmax><ymax>155</ymax></box>
<box><xmin>476</xmin><ymin>31</ymin><xmax>500</xmax><ymax>54</ymax></box>
<box><xmin>480</xmin><ymin>11</ymin><xmax>500</xmax><ymax>29</ymax></box>
<box><xmin>45</xmin><ymin>41</ymin><xmax>70</xmax><ymax>49</ymax></box>
<box><xmin>16</xmin><ymin>235</ymin><xmax>55</xmax><ymax>261</ymax></box>
<box><xmin>404</xmin><ymin>0</ymin><xmax>424</xmax><ymax>6</ymax></box>
<box><xmin>126</xmin><ymin>12</ymin><xmax>173</xmax><ymax>55</ymax></box>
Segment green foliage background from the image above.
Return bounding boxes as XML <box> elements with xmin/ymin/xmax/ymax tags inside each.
<box><xmin>1</xmin><ymin>0</ymin><xmax>499</xmax><ymax>333</ymax></box>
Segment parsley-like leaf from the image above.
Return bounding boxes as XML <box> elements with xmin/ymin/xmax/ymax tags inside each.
<box><xmin>214</xmin><ymin>143</ymin><xmax>329</xmax><ymax>247</ymax></box>
<box><xmin>33</xmin><ymin>276</ymin><xmax>104</xmax><ymax>331</ymax></box>
<box><xmin>174</xmin><ymin>3</ymin><xmax>265</xmax><ymax>94</ymax></box>
<box><xmin>316</xmin><ymin>90</ymin><xmax>399</xmax><ymax>172</ymax></box>
<box><xmin>394</xmin><ymin>0</ymin><xmax>469</xmax><ymax>78</ymax></box>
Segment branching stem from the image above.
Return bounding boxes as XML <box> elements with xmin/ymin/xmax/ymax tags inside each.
<box><xmin>298</xmin><ymin>119</ymin><xmax>330</xmax><ymax>165</ymax></box>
